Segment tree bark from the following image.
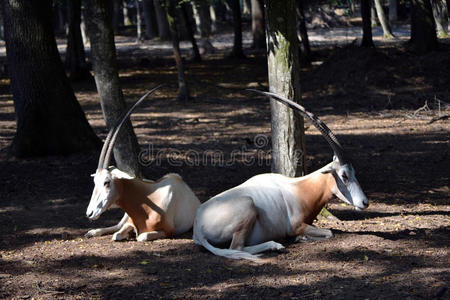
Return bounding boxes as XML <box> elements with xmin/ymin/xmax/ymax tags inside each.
<box><xmin>371</xmin><ymin>2</ymin><xmax>378</xmax><ymax>26</ymax></box>
<box><xmin>411</xmin><ymin>0</ymin><xmax>438</xmax><ymax>54</ymax></box>
<box><xmin>111</xmin><ymin>0</ymin><xmax>122</xmax><ymax>33</ymax></box>
<box><xmin>264</xmin><ymin>0</ymin><xmax>305</xmax><ymax>177</ymax></box>
<box><xmin>361</xmin><ymin>0</ymin><xmax>375</xmax><ymax>47</ymax></box>
<box><xmin>123</xmin><ymin>0</ymin><xmax>132</xmax><ymax>26</ymax></box>
<box><xmin>296</xmin><ymin>0</ymin><xmax>311</xmax><ymax>64</ymax></box>
<box><xmin>181</xmin><ymin>2</ymin><xmax>201</xmax><ymax>61</ymax></box>
<box><xmin>374</xmin><ymin>0</ymin><xmax>394</xmax><ymax>38</ymax></box>
<box><xmin>389</xmin><ymin>0</ymin><xmax>398</xmax><ymax>22</ymax></box>
<box><xmin>251</xmin><ymin>0</ymin><xmax>265</xmax><ymax>49</ymax></box>
<box><xmin>2</xmin><ymin>0</ymin><xmax>100</xmax><ymax>157</ymax></box>
<box><xmin>143</xmin><ymin>0</ymin><xmax>158</xmax><ymax>39</ymax></box>
<box><xmin>243</xmin><ymin>0</ymin><xmax>251</xmax><ymax>15</ymax></box>
<box><xmin>166</xmin><ymin>0</ymin><xmax>190</xmax><ymax>101</ymax></box>
<box><xmin>431</xmin><ymin>0</ymin><xmax>448</xmax><ymax>37</ymax></box>
<box><xmin>230</xmin><ymin>0</ymin><xmax>245</xmax><ymax>58</ymax></box>
<box><xmin>154</xmin><ymin>0</ymin><xmax>170</xmax><ymax>39</ymax></box>
<box><xmin>84</xmin><ymin>0</ymin><xmax>143</xmax><ymax>177</ymax></box>
<box><xmin>136</xmin><ymin>0</ymin><xmax>143</xmax><ymax>41</ymax></box>
<box><xmin>65</xmin><ymin>0</ymin><xmax>92</xmax><ymax>81</ymax></box>
<box><xmin>193</xmin><ymin>0</ymin><xmax>215</xmax><ymax>53</ymax></box>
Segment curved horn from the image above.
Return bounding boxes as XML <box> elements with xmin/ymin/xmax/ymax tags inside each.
<box><xmin>97</xmin><ymin>128</ymin><xmax>115</xmax><ymax>169</ymax></box>
<box><xmin>247</xmin><ymin>89</ymin><xmax>347</xmax><ymax>164</ymax></box>
<box><xmin>102</xmin><ymin>84</ymin><xmax>163</xmax><ymax>169</ymax></box>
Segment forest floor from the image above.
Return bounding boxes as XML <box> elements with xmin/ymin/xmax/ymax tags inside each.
<box><xmin>0</xmin><ymin>24</ymin><xmax>449</xmax><ymax>299</ymax></box>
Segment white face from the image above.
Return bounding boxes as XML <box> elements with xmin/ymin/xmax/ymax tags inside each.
<box><xmin>332</xmin><ymin>163</ymin><xmax>369</xmax><ymax>210</ymax></box>
<box><xmin>86</xmin><ymin>169</ymin><xmax>118</xmax><ymax>220</ymax></box>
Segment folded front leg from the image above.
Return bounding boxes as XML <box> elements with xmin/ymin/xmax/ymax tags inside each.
<box><xmin>294</xmin><ymin>223</ymin><xmax>334</xmax><ymax>242</ymax></box>
<box><xmin>85</xmin><ymin>213</ymin><xmax>129</xmax><ymax>238</ymax></box>
<box><xmin>137</xmin><ymin>230</ymin><xmax>166</xmax><ymax>242</ymax></box>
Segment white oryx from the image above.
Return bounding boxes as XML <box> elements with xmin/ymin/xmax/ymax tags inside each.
<box><xmin>193</xmin><ymin>90</ymin><xmax>369</xmax><ymax>261</ymax></box>
<box><xmin>85</xmin><ymin>86</ymin><xmax>200</xmax><ymax>241</ymax></box>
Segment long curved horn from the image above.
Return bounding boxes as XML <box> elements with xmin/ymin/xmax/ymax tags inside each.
<box><xmin>247</xmin><ymin>89</ymin><xmax>347</xmax><ymax>164</ymax></box>
<box><xmin>102</xmin><ymin>84</ymin><xmax>163</xmax><ymax>169</ymax></box>
<box><xmin>97</xmin><ymin>129</ymin><xmax>115</xmax><ymax>169</ymax></box>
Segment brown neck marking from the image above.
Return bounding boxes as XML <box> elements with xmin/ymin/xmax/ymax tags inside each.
<box><xmin>293</xmin><ymin>172</ymin><xmax>336</xmax><ymax>225</ymax></box>
<box><xmin>114</xmin><ymin>178</ymin><xmax>173</xmax><ymax>236</ymax></box>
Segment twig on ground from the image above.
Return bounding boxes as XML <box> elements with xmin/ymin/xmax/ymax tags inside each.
<box><xmin>428</xmin><ymin>114</ymin><xmax>450</xmax><ymax>124</ymax></box>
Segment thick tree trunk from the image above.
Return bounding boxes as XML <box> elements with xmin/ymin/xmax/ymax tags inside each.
<box><xmin>2</xmin><ymin>0</ymin><xmax>100</xmax><ymax>157</ymax></box>
<box><xmin>154</xmin><ymin>0</ymin><xmax>170</xmax><ymax>39</ymax></box>
<box><xmin>431</xmin><ymin>0</ymin><xmax>448</xmax><ymax>37</ymax></box>
<box><xmin>111</xmin><ymin>0</ymin><xmax>122</xmax><ymax>33</ymax></box>
<box><xmin>181</xmin><ymin>2</ymin><xmax>201</xmax><ymax>61</ymax></box>
<box><xmin>296</xmin><ymin>0</ymin><xmax>311</xmax><ymax>64</ymax></box>
<box><xmin>166</xmin><ymin>0</ymin><xmax>189</xmax><ymax>101</ymax></box>
<box><xmin>65</xmin><ymin>0</ymin><xmax>92</xmax><ymax>81</ymax></box>
<box><xmin>143</xmin><ymin>0</ymin><xmax>158</xmax><ymax>39</ymax></box>
<box><xmin>389</xmin><ymin>0</ymin><xmax>398</xmax><ymax>22</ymax></box>
<box><xmin>230</xmin><ymin>0</ymin><xmax>245</xmax><ymax>58</ymax></box>
<box><xmin>374</xmin><ymin>0</ymin><xmax>394</xmax><ymax>38</ymax></box>
<box><xmin>411</xmin><ymin>0</ymin><xmax>438</xmax><ymax>54</ymax></box>
<box><xmin>84</xmin><ymin>0</ymin><xmax>143</xmax><ymax>177</ymax></box>
<box><xmin>264</xmin><ymin>0</ymin><xmax>305</xmax><ymax>177</ymax></box>
<box><xmin>361</xmin><ymin>0</ymin><xmax>375</xmax><ymax>47</ymax></box>
<box><xmin>251</xmin><ymin>0</ymin><xmax>265</xmax><ymax>49</ymax></box>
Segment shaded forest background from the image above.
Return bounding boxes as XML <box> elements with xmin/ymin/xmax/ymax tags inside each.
<box><xmin>0</xmin><ymin>0</ymin><xmax>449</xmax><ymax>299</ymax></box>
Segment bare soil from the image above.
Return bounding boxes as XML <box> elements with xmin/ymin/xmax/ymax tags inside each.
<box><xmin>0</xmin><ymin>32</ymin><xmax>449</xmax><ymax>299</ymax></box>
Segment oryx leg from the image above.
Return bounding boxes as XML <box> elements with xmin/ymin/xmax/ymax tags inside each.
<box><xmin>112</xmin><ymin>221</ymin><xmax>135</xmax><ymax>241</ymax></box>
<box><xmin>294</xmin><ymin>223</ymin><xmax>334</xmax><ymax>242</ymax></box>
<box><xmin>228</xmin><ymin>198</ymin><xmax>258</xmax><ymax>251</ymax></box>
<box><xmin>243</xmin><ymin>241</ymin><xmax>285</xmax><ymax>254</ymax></box>
<box><xmin>137</xmin><ymin>230</ymin><xmax>166</xmax><ymax>242</ymax></box>
<box><xmin>85</xmin><ymin>213</ymin><xmax>129</xmax><ymax>238</ymax></box>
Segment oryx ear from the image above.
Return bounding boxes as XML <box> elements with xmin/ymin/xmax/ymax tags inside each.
<box><xmin>321</xmin><ymin>160</ymin><xmax>339</xmax><ymax>174</ymax></box>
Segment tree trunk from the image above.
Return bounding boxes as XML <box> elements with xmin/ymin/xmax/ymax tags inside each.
<box><xmin>296</xmin><ymin>0</ymin><xmax>311</xmax><ymax>64</ymax></box>
<box><xmin>243</xmin><ymin>0</ymin><xmax>251</xmax><ymax>15</ymax></box>
<box><xmin>371</xmin><ymin>2</ymin><xmax>378</xmax><ymax>26</ymax></box>
<box><xmin>374</xmin><ymin>0</ymin><xmax>394</xmax><ymax>38</ymax></box>
<box><xmin>193</xmin><ymin>0</ymin><xmax>215</xmax><ymax>53</ymax></box>
<box><xmin>143</xmin><ymin>0</ymin><xmax>158</xmax><ymax>39</ymax></box>
<box><xmin>264</xmin><ymin>0</ymin><xmax>305</xmax><ymax>177</ymax></box>
<box><xmin>251</xmin><ymin>0</ymin><xmax>265</xmax><ymax>49</ymax></box>
<box><xmin>2</xmin><ymin>0</ymin><xmax>100</xmax><ymax>157</ymax></box>
<box><xmin>123</xmin><ymin>0</ymin><xmax>132</xmax><ymax>26</ymax></box>
<box><xmin>84</xmin><ymin>0</ymin><xmax>143</xmax><ymax>177</ymax></box>
<box><xmin>65</xmin><ymin>0</ymin><xmax>92</xmax><ymax>81</ymax></box>
<box><xmin>54</xmin><ymin>2</ymin><xmax>66</xmax><ymax>34</ymax></box>
<box><xmin>154</xmin><ymin>0</ymin><xmax>170</xmax><ymax>39</ymax></box>
<box><xmin>411</xmin><ymin>0</ymin><xmax>438</xmax><ymax>54</ymax></box>
<box><xmin>111</xmin><ymin>0</ymin><xmax>122</xmax><ymax>33</ymax></box>
<box><xmin>166</xmin><ymin>0</ymin><xmax>190</xmax><ymax>101</ymax></box>
<box><xmin>136</xmin><ymin>0</ymin><xmax>143</xmax><ymax>41</ymax></box>
<box><xmin>361</xmin><ymin>0</ymin><xmax>375</xmax><ymax>47</ymax></box>
<box><xmin>181</xmin><ymin>2</ymin><xmax>201</xmax><ymax>61</ymax></box>
<box><xmin>431</xmin><ymin>0</ymin><xmax>448</xmax><ymax>37</ymax></box>
<box><xmin>230</xmin><ymin>0</ymin><xmax>245</xmax><ymax>58</ymax></box>
<box><xmin>389</xmin><ymin>0</ymin><xmax>398</xmax><ymax>22</ymax></box>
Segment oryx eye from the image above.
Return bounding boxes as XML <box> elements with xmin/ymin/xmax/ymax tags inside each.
<box><xmin>342</xmin><ymin>172</ymin><xmax>348</xmax><ymax>183</ymax></box>
<box><xmin>104</xmin><ymin>180</ymin><xmax>111</xmax><ymax>188</ymax></box>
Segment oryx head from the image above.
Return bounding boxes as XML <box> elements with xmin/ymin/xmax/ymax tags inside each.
<box><xmin>86</xmin><ymin>85</ymin><xmax>162</xmax><ymax>220</ymax></box>
<box><xmin>248</xmin><ymin>89</ymin><xmax>369</xmax><ymax>210</ymax></box>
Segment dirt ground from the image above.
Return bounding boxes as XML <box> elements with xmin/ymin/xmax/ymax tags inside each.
<box><xmin>0</xmin><ymin>26</ymin><xmax>449</xmax><ymax>299</ymax></box>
